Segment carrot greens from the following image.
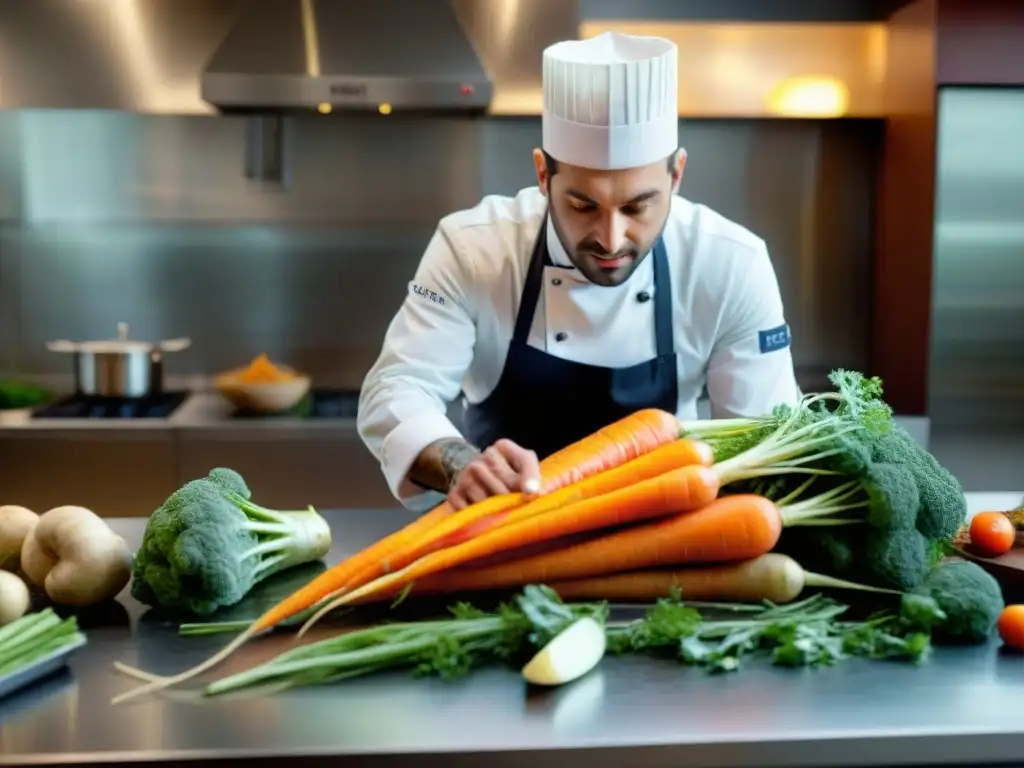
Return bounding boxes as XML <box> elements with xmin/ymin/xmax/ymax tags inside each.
<box><xmin>606</xmin><ymin>591</ymin><xmax>938</xmax><ymax>673</ymax></box>
<box><xmin>194</xmin><ymin>585</ymin><xmax>944</xmax><ymax>697</ymax></box>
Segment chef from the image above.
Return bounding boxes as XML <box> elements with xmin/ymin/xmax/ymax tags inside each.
<box><xmin>358</xmin><ymin>31</ymin><xmax>801</xmax><ymax>513</ymax></box>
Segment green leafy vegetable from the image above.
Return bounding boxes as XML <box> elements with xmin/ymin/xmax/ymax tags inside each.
<box><xmin>0</xmin><ymin>380</ymin><xmax>52</xmax><ymax>411</ymax></box>
<box><xmin>202</xmin><ymin>585</ymin><xmax>606</xmax><ymax>696</ymax></box>
<box><xmin>197</xmin><ymin>585</ymin><xmax>942</xmax><ymax>697</ymax></box>
<box><xmin>0</xmin><ymin>609</ymin><xmax>85</xmax><ymax>677</ymax></box>
<box><xmin>131</xmin><ymin>468</ymin><xmax>332</xmax><ymax>616</ymax></box>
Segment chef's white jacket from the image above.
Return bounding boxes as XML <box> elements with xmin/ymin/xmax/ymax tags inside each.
<box><xmin>358</xmin><ymin>186</ymin><xmax>801</xmax><ymax>510</ymax></box>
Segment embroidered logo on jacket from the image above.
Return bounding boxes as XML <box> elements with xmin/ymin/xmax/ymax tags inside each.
<box><xmin>758</xmin><ymin>323</ymin><xmax>791</xmax><ymax>354</ymax></box>
<box><xmin>410</xmin><ymin>283</ymin><xmax>446</xmax><ymax>306</ymax></box>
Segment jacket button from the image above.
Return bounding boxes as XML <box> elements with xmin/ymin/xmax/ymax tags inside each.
<box><xmin>552</xmin><ymin>278</ymin><xmax>562</xmax><ymax>286</ymax></box>
<box><xmin>555</xmin><ymin>332</ymin><xmax>568</xmax><ymax>342</ymax></box>
<box><xmin>637</xmin><ymin>291</ymin><xmax>651</xmax><ymax>303</ymax></box>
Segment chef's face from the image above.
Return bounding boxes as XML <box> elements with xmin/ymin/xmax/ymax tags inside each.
<box><xmin>534</xmin><ymin>148</ymin><xmax>687</xmax><ymax>287</ymax></box>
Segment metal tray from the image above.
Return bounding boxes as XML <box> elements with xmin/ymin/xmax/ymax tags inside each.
<box><xmin>0</xmin><ymin>634</ymin><xmax>88</xmax><ymax>700</ymax></box>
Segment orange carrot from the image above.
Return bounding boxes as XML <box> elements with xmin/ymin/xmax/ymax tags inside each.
<box><xmin>531</xmin><ymin>408</ymin><xmax>683</xmax><ymax>493</ymax></box>
<box><xmin>341</xmin><ymin>438</ymin><xmax>714</xmax><ymax>591</ymax></box>
<box><xmin>309</xmin><ymin>463</ymin><xmax>723</xmax><ymax>618</ymax></box>
<box><xmin>108</xmin><ymin>408</ymin><xmax>683</xmax><ymax>703</ymax></box>
<box><xmin>392</xmin><ymin>494</ymin><xmax>784</xmax><ymax>595</ymax></box>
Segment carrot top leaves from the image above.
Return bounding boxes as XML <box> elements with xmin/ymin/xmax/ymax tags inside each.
<box><xmin>200</xmin><ymin>588</ymin><xmax>942</xmax><ymax>695</ymax></box>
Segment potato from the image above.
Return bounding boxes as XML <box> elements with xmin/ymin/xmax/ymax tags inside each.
<box><xmin>21</xmin><ymin>505</ymin><xmax>131</xmax><ymax>607</ymax></box>
<box><xmin>0</xmin><ymin>505</ymin><xmax>38</xmax><ymax>572</ymax></box>
<box><xmin>0</xmin><ymin>570</ymin><xmax>31</xmax><ymax>625</ymax></box>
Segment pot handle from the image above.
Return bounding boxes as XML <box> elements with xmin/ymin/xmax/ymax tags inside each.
<box><xmin>159</xmin><ymin>337</ymin><xmax>192</xmax><ymax>353</ymax></box>
<box><xmin>46</xmin><ymin>340</ymin><xmax>78</xmax><ymax>353</ymax></box>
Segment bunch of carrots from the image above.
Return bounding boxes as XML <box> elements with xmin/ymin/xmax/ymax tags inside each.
<box><xmin>111</xmin><ymin>369</ymin><xmax>971</xmax><ymax>703</ymax></box>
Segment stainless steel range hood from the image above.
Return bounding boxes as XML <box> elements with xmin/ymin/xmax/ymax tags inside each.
<box><xmin>201</xmin><ymin>0</ymin><xmax>493</xmax><ymax>113</ymax></box>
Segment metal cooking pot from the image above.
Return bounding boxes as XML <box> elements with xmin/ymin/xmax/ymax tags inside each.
<box><xmin>46</xmin><ymin>322</ymin><xmax>192</xmax><ymax>398</ymax></box>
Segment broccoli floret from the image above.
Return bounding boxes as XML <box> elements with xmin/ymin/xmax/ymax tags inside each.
<box><xmin>914</xmin><ymin>455</ymin><xmax>968</xmax><ymax>540</ymax></box>
<box><xmin>864</xmin><ymin>527</ymin><xmax>928</xmax><ymax>590</ymax></box>
<box><xmin>131</xmin><ymin>468</ymin><xmax>332</xmax><ymax>616</ymax></box>
<box><xmin>913</xmin><ymin>560</ymin><xmax>1004</xmax><ymax>644</ymax></box>
<box><xmin>864</xmin><ymin>462</ymin><xmax>919</xmax><ymax>530</ymax></box>
<box><xmin>206</xmin><ymin>467</ymin><xmax>251</xmax><ymax>499</ymax></box>
<box><xmin>870</xmin><ymin>425</ymin><xmax>966</xmax><ymax>541</ymax></box>
<box><xmin>826</xmin><ymin>432</ymin><xmax>873</xmax><ymax>477</ymax></box>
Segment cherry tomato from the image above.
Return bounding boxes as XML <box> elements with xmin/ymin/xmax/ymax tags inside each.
<box><xmin>997</xmin><ymin>605</ymin><xmax>1024</xmax><ymax>651</ymax></box>
<box><xmin>969</xmin><ymin>511</ymin><xmax>1015</xmax><ymax>557</ymax></box>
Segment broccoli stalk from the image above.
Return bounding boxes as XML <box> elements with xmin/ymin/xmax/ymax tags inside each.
<box><xmin>227</xmin><ymin>492</ymin><xmax>332</xmax><ymax>580</ymax></box>
<box><xmin>131</xmin><ymin>468</ymin><xmax>332</xmax><ymax>616</ymax></box>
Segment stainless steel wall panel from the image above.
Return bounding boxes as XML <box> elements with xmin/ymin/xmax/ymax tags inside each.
<box><xmin>4</xmin><ymin>111</ymin><xmax>877</xmax><ymax>396</ymax></box>
<box><xmin>0</xmin><ymin>226</ymin><xmax>20</xmax><ymax>372</ymax></box>
<box><xmin>928</xmin><ymin>88</ymin><xmax>1024</xmax><ymax>429</ymax></box>
<box><xmin>15</xmin><ymin>224</ymin><xmax>434</xmax><ymax>383</ymax></box>
<box><xmin>0</xmin><ymin>113</ymin><xmax>23</xmax><ymax>222</ymax></box>
<box><xmin>15</xmin><ymin>112</ymin><xmax>481</xmax><ymax>225</ymax></box>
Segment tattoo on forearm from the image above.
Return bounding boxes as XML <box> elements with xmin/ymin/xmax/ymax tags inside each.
<box><xmin>438</xmin><ymin>440</ymin><xmax>480</xmax><ymax>489</ymax></box>
<box><xmin>409</xmin><ymin>438</ymin><xmax>481</xmax><ymax>493</ymax></box>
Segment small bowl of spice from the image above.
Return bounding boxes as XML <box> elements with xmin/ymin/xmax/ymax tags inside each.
<box><xmin>214</xmin><ymin>354</ymin><xmax>311</xmax><ymax>414</ymax></box>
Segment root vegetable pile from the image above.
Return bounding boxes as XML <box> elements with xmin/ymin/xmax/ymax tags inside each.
<box><xmin>111</xmin><ymin>369</ymin><xmax>1005</xmax><ymax>702</ymax></box>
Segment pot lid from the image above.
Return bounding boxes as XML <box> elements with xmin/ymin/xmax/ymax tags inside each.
<box><xmin>46</xmin><ymin>323</ymin><xmax>192</xmax><ymax>354</ymax></box>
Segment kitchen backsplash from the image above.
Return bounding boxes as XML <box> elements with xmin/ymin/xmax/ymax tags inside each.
<box><xmin>0</xmin><ymin>111</ymin><xmax>879</xmax><ymax>388</ymax></box>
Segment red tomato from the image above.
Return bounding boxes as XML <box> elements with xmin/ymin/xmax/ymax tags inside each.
<box><xmin>998</xmin><ymin>605</ymin><xmax>1024</xmax><ymax>651</ymax></box>
<box><xmin>969</xmin><ymin>511</ymin><xmax>1015</xmax><ymax>557</ymax></box>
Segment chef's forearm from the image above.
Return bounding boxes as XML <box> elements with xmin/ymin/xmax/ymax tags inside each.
<box><xmin>408</xmin><ymin>438</ymin><xmax>481</xmax><ymax>493</ymax></box>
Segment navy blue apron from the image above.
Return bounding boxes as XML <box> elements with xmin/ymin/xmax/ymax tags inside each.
<box><xmin>462</xmin><ymin>215</ymin><xmax>679</xmax><ymax>460</ymax></box>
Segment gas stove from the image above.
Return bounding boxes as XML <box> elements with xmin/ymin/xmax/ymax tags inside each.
<box><xmin>229</xmin><ymin>387</ymin><xmax>359</xmax><ymax>419</ymax></box>
<box><xmin>32</xmin><ymin>391</ymin><xmax>190</xmax><ymax>420</ymax></box>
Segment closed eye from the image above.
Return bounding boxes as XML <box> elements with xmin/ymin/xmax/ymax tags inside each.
<box><xmin>621</xmin><ymin>204</ymin><xmax>649</xmax><ymax>216</ymax></box>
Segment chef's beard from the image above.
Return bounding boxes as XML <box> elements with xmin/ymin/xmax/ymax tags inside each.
<box><xmin>549</xmin><ymin>208</ymin><xmax>670</xmax><ymax>288</ymax></box>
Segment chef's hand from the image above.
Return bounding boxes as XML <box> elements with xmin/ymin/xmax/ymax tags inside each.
<box><xmin>447</xmin><ymin>439</ymin><xmax>541</xmax><ymax>511</ymax></box>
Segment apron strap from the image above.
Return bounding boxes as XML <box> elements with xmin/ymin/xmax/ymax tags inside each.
<box><xmin>512</xmin><ymin>214</ymin><xmax>553</xmax><ymax>343</ymax></box>
<box><xmin>651</xmin><ymin>237</ymin><xmax>675</xmax><ymax>357</ymax></box>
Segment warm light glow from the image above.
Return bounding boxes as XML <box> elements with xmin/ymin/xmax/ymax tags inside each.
<box><xmin>378</xmin><ymin>103</ymin><xmax>392</xmax><ymax>115</ymax></box>
<box><xmin>573</xmin><ymin>21</ymin><xmax>884</xmax><ymax>118</ymax></box>
<box><xmin>108</xmin><ymin>0</ymin><xmax>210</xmax><ymax>112</ymax></box>
<box><xmin>317</xmin><ymin>102</ymin><xmax>332</xmax><ymax>114</ymax></box>
<box><xmin>768</xmin><ymin>76</ymin><xmax>851</xmax><ymax>117</ymax></box>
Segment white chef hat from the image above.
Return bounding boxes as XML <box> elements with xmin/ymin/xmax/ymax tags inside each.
<box><xmin>542</xmin><ymin>31</ymin><xmax>679</xmax><ymax>171</ymax></box>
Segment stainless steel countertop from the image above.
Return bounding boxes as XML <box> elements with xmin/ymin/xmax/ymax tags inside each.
<box><xmin>0</xmin><ymin>389</ymin><xmax>358</xmax><ymax>433</ymax></box>
<box><xmin>3</xmin><ymin>501</ymin><xmax>1024</xmax><ymax>768</ymax></box>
